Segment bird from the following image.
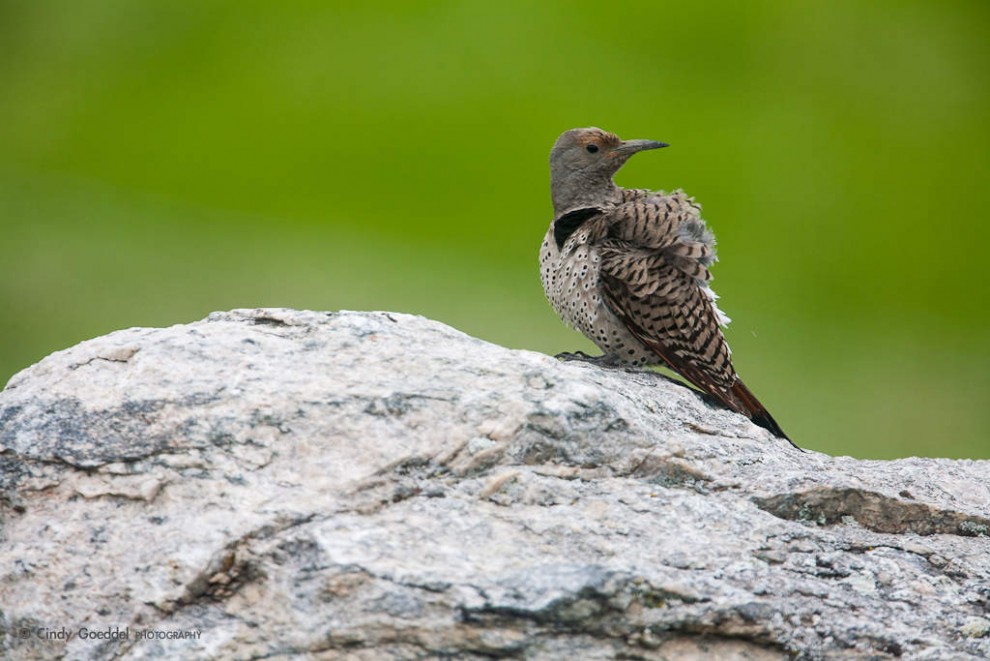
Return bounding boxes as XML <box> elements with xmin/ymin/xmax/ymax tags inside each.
<box><xmin>539</xmin><ymin>127</ymin><xmax>795</xmax><ymax>447</ymax></box>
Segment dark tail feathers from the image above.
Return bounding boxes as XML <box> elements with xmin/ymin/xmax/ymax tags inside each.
<box><xmin>729</xmin><ymin>380</ymin><xmax>802</xmax><ymax>451</ymax></box>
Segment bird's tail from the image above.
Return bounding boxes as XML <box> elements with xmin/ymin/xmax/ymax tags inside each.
<box><xmin>728</xmin><ymin>379</ymin><xmax>800</xmax><ymax>450</ymax></box>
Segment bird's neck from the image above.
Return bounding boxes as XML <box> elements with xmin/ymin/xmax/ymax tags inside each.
<box><xmin>551</xmin><ymin>173</ymin><xmax>622</xmax><ymax>217</ymax></box>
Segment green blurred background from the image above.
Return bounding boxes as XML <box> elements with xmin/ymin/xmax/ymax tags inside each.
<box><xmin>1</xmin><ymin>1</ymin><xmax>987</xmax><ymax>458</ymax></box>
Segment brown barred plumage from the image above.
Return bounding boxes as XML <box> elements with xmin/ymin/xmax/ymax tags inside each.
<box><xmin>541</xmin><ymin>127</ymin><xmax>794</xmax><ymax>446</ymax></box>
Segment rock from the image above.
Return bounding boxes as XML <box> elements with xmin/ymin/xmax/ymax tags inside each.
<box><xmin>0</xmin><ymin>308</ymin><xmax>988</xmax><ymax>660</ymax></box>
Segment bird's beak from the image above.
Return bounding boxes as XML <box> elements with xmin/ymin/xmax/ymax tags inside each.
<box><xmin>612</xmin><ymin>139</ymin><xmax>669</xmax><ymax>155</ymax></box>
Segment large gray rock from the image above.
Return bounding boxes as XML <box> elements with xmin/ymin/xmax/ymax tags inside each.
<box><xmin>0</xmin><ymin>309</ymin><xmax>988</xmax><ymax>660</ymax></box>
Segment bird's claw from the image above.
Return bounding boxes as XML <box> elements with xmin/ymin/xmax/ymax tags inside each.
<box><xmin>555</xmin><ymin>350</ymin><xmax>594</xmax><ymax>361</ymax></box>
<box><xmin>554</xmin><ymin>351</ymin><xmax>622</xmax><ymax>367</ymax></box>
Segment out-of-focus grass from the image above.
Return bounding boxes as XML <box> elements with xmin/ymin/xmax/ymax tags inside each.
<box><xmin>1</xmin><ymin>1</ymin><xmax>987</xmax><ymax>458</ymax></box>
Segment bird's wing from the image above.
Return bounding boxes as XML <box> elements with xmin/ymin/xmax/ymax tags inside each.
<box><xmin>595</xmin><ymin>197</ymin><xmax>741</xmax><ymax>406</ymax></box>
<box><xmin>591</xmin><ymin>194</ymin><xmax>794</xmax><ymax>444</ymax></box>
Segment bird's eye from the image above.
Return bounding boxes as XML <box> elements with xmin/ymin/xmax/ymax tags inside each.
<box><xmin>585</xmin><ymin>144</ymin><xmax>599</xmax><ymax>153</ymax></box>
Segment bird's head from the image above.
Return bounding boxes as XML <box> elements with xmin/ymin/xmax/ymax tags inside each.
<box><xmin>549</xmin><ymin>127</ymin><xmax>667</xmax><ymax>213</ymax></box>
<box><xmin>550</xmin><ymin>127</ymin><xmax>667</xmax><ymax>179</ymax></box>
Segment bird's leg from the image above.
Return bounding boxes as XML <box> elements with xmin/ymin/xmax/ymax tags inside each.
<box><xmin>554</xmin><ymin>351</ymin><xmax>623</xmax><ymax>367</ymax></box>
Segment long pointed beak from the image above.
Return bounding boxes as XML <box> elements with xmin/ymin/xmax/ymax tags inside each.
<box><xmin>613</xmin><ymin>139</ymin><xmax>669</xmax><ymax>155</ymax></box>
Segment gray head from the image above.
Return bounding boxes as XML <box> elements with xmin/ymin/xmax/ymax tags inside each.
<box><xmin>549</xmin><ymin>127</ymin><xmax>667</xmax><ymax>215</ymax></box>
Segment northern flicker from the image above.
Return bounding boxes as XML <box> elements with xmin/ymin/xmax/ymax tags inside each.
<box><xmin>540</xmin><ymin>127</ymin><xmax>794</xmax><ymax>445</ymax></box>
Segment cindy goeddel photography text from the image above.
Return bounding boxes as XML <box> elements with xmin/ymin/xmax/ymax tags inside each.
<box><xmin>20</xmin><ymin>626</ymin><xmax>202</xmax><ymax>642</ymax></box>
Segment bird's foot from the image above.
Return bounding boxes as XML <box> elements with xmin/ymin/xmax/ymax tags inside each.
<box><xmin>554</xmin><ymin>350</ymin><xmax>594</xmax><ymax>361</ymax></box>
<box><xmin>554</xmin><ymin>351</ymin><xmax>622</xmax><ymax>367</ymax></box>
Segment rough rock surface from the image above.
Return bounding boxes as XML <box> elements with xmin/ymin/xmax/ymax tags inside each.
<box><xmin>1</xmin><ymin>308</ymin><xmax>988</xmax><ymax>660</ymax></box>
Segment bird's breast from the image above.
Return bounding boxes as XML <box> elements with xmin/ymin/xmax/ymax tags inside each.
<box><xmin>540</xmin><ymin>224</ymin><xmax>611</xmax><ymax>341</ymax></box>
